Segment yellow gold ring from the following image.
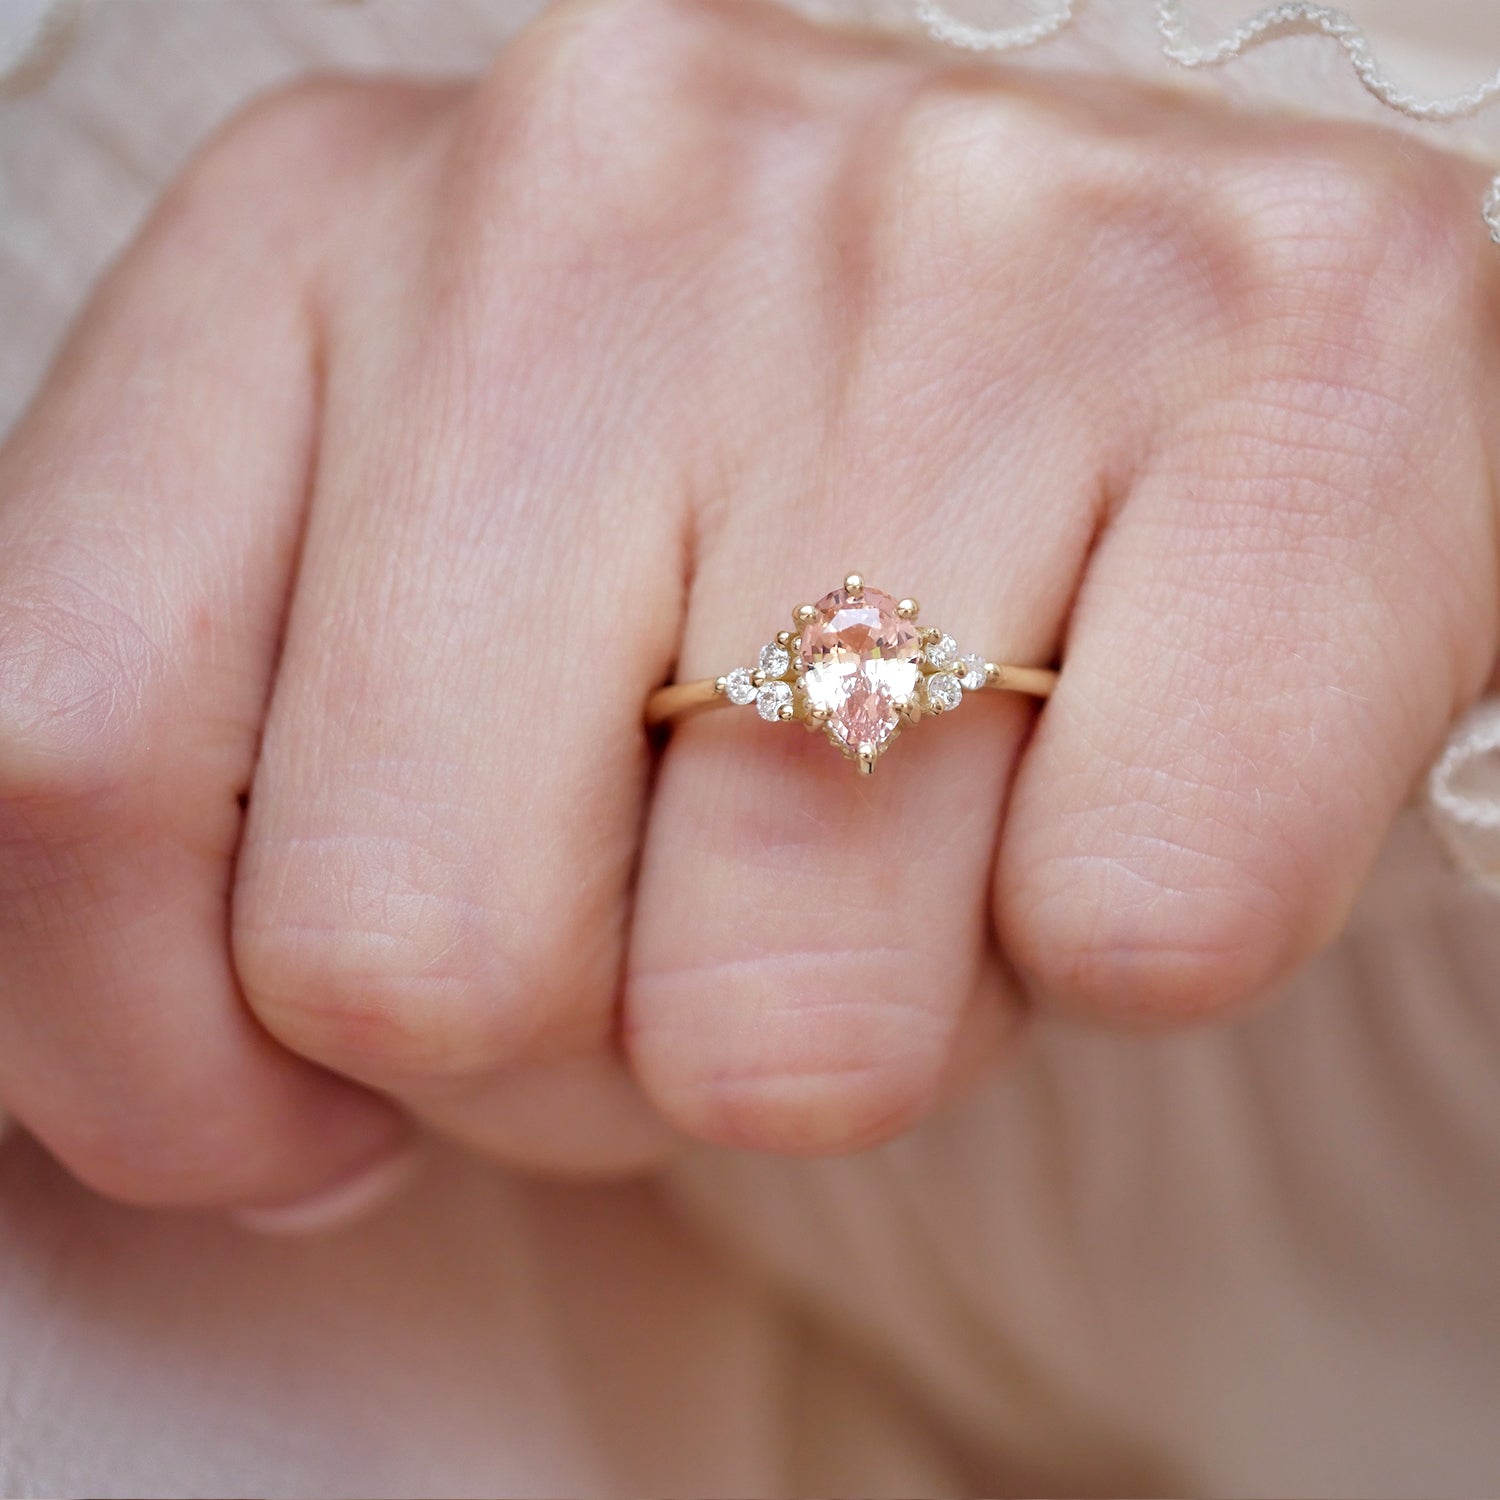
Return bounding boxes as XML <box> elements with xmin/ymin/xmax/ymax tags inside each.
<box><xmin>646</xmin><ymin>573</ymin><xmax>1057</xmax><ymax>774</ymax></box>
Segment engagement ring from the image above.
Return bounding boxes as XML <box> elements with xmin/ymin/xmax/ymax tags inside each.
<box><xmin>646</xmin><ymin>574</ymin><xmax>1057</xmax><ymax>772</ymax></box>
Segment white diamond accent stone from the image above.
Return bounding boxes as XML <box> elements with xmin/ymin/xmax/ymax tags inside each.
<box><xmin>758</xmin><ymin>642</ymin><xmax>791</xmax><ymax>678</ymax></box>
<box><xmin>958</xmin><ymin>654</ymin><xmax>988</xmax><ymax>690</ymax></box>
<box><xmin>724</xmin><ymin>667</ymin><xmax>756</xmax><ymax>706</ymax></box>
<box><xmin>926</xmin><ymin>673</ymin><xmax>962</xmax><ymax>712</ymax></box>
<box><xmin>757</xmin><ymin>680</ymin><xmax>793</xmax><ymax>721</ymax></box>
<box><xmin>926</xmin><ymin>634</ymin><xmax>958</xmax><ymax>669</ymax></box>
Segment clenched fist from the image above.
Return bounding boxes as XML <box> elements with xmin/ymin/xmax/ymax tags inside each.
<box><xmin>1</xmin><ymin>0</ymin><xmax>1496</xmax><ymax>1224</ymax></box>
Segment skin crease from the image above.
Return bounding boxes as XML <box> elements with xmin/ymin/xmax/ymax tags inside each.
<box><xmin>0</xmin><ymin>0</ymin><xmax>1497</xmax><ymax>1213</ymax></box>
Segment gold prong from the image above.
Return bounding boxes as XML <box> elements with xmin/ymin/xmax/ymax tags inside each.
<box><xmin>775</xmin><ymin>630</ymin><xmax>792</xmax><ymax>647</ymax></box>
<box><xmin>794</xmin><ymin>603</ymin><xmax>818</xmax><ymax>627</ymax></box>
<box><xmin>896</xmin><ymin>697</ymin><xmax>920</xmax><ymax>724</ymax></box>
<box><xmin>777</xmin><ymin>703</ymin><xmax>796</xmax><ymax>723</ymax></box>
<box><xmin>713</xmin><ymin>676</ymin><xmax>728</xmax><ymax>696</ymax></box>
<box><xmin>843</xmin><ymin>573</ymin><xmax>864</xmax><ymax>598</ymax></box>
<box><xmin>897</xmin><ymin>597</ymin><xmax>919</xmax><ymax>621</ymax></box>
<box><xmin>751</xmin><ymin>669</ymin><xmax>766</xmax><ymax>688</ymax></box>
<box><xmin>808</xmin><ymin>705</ymin><xmax>830</xmax><ymax>724</ymax></box>
<box><xmin>855</xmin><ymin>743</ymin><xmax>877</xmax><ymax>774</ymax></box>
<box><xmin>919</xmin><ymin>626</ymin><xmax>941</xmax><ymax>645</ymax></box>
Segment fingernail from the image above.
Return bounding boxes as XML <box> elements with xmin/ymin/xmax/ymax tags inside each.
<box><xmin>233</xmin><ymin>1146</ymin><xmax>422</xmax><ymax>1237</ymax></box>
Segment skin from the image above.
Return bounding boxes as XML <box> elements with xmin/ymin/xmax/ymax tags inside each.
<box><xmin>0</xmin><ymin>0</ymin><xmax>1497</xmax><ymax>1216</ymax></box>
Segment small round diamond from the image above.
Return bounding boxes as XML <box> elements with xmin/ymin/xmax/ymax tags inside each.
<box><xmin>756</xmin><ymin>680</ymin><xmax>793</xmax><ymax>722</ymax></box>
<box><xmin>925</xmin><ymin>634</ymin><xmax>958</xmax><ymax>669</ymax></box>
<box><xmin>958</xmin><ymin>654</ymin><xmax>988</xmax><ymax>690</ymax></box>
<box><xmin>926</xmin><ymin>673</ymin><xmax>962</xmax><ymax>712</ymax></box>
<box><xmin>724</xmin><ymin>667</ymin><xmax>756</xmax><ymax>706</ymax></box>
<box><xmin>758</xmin><ymin>642</ymin><xmax>791</xmax><ymax>678</ymax></box>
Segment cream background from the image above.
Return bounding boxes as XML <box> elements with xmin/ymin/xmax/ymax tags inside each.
<box><xmin>2</xmin><ymin>5</ymin><xmax>1500</xmax><ymax>1497</ymax></box>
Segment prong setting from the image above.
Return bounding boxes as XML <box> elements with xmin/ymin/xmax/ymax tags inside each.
<box><xmin>725</xmin><ymin>577</ymin><xmax>995</xmax><ymax>770</ymax></box>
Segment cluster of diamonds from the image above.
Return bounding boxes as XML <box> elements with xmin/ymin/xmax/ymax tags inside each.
<box><xmin>721</xmin><ymin>640</ymin><xmax>800</xmax><ymax>724</ymax></box>
<box><xmin>917</xmin><ymin>631</ymin><xmax>992</xmax><ymax>713</ymax></box>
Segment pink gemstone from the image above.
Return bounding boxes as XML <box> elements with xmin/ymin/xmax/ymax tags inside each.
<box><xmin>799</xmin><ymin>584</ymin><xmax>920</xmax><ymax>748</ymax></box>
<box><xmin>840</xmin><ymin>679</ymin><xmax>897</xmax><ymax>746</ymax></box>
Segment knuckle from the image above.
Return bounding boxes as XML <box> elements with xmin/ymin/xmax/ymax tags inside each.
<box><xmin>877</xmin><ymin>84</ymin><xmax>1096</xmax><ymax>306</ymax></box>
<box><xmin>459</xmin><ymin>0</ymin><xmax>882</xmax><ymax>262</ymax></box>
<box><xmin>517</xmin><ymin>0</ymin><xmax>729</xmax><ymax>82</ymax></box>
<box><xmin>210</xmin><ymin>75</ymin><xmax>370</xmax><ymax>156</ymax></box>
<box><xmin>1008</xmin><ymin>847</ymin><xmax>1298</xmax><ymax>1021</ymax></box>
<box><xmin>1217</xmin><ymin>132</ymin><xmax>1476</xmax><ymax>326</ymax></box>
<box><xmin>689</xmin><ymin>1059</ymin><xmax>935</xmax><ymax>1156</ymax></box>
<box><xmin>198</xmin><ymin>75</ymin><xmax>419</xmax><ymax>185</ymax></box>
<box><xmin>463</xmin><ymin>0</ymin><xmax>731</xmax><ymax>241</ymax></box>
<box><xmin>161</xmin><ymin>76</ymin><xmax>446</xmax><ymax>260</ymax></box>
<box><xmin>880</xmin><ymin>81</ymin><xmax>1109</xmax><ymax>254</ymax></box>
<box><xmin>883</xmin><ymin>86</ymin><xmax>1016</xmax><ymax>241</ymax></box>
<box><xmin>631</xmin><ymin>951</ymin><xmax>950</xmax><ymax>1153</ymax></box>
<box><xmin>875</xmin><ymin>84</ymin><xmax>1246</xmax><ymax>393</ymax></box>
<box><xmin>238</xmin><ymin>837</ymin><xmax>599</xmax><ymax>1086</ymax></box>
<box><xmin>44</xmin><ymin>1110</ymin><xmax>260</xmax><ymax>1209</ymax></box>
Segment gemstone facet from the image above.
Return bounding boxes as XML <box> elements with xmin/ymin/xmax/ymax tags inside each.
<box><xmin>925</xmin><ymin>634</ymin><xmax>958</xmax><ymax>669</ymax></box>
<box><xmin>724</xmin><ymin>667</ymin><xmax>757</xmax><ymax>706</ymax></box>
<box><xmin>799</xmin><ymin>584</ymin><xmax>921</xmax><ymax>751</ymax></box>
<box><xmin>758</xmin><ymin>642</ymin><xmax>791</xmax><ymax>678</ymax></box>
<box><xmin>926</xmin><ymin>673</ymin><xmax>962</xmax><ymax>712</ymax></box>
<box><xmin>756</xmin><ymin>680</ymin><xmax>793</xmax><ymax>722</ymax></box>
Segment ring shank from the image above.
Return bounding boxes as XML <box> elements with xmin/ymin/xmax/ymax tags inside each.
<box><xmin>645</xmin><ymin>663</ymin><xmax>1057</xmax><ymax>729</ymax></box>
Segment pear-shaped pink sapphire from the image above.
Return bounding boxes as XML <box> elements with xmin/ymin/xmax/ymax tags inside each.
<box><xmin>799</xmin><ymin>584</ymin><xmax>921</xmax><ymax>749</ymax></box>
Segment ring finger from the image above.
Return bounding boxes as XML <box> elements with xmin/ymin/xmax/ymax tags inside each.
<box><xmin>625</xmin><ymin>240</ymin><xmax>1116</xmax><ymax>1155</ymax></box>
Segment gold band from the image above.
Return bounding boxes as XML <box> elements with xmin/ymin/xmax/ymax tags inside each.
<box><xmin>646</xmin><ymin>660</ymin><xmax>1057</xmax><ymax>728</ymax></box>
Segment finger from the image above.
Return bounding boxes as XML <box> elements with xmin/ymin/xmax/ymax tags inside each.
<box><xmin>999</xmin><ymin>201</ymin><xmax>1500</xmax><ymax>1017</ymax></box>
<box><xmin>232</xmin><ymin>70</ymin><xmax>687</xmax><ymax>1175</ymax></box>
<box><xmin>623</xmin><ymin>84</ymin><xmax>1132</xmax><ymax>1153</ymax></box>
<box><xmin>0</xmin><ymin>93</ymin><xmax>408</xmax><ymax>1209</ymax></box>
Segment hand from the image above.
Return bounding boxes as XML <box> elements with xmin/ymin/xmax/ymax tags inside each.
<box><xmin>2</xmin><ymin>0</ymin><xmax>1496</xmax><ymax>1221</ymax></box>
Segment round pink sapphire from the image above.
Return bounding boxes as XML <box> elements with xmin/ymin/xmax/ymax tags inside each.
<box><xmin>799</xmin><ymin>584</ymin><xmax>921</xmax><ymax>748</ymax></box>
